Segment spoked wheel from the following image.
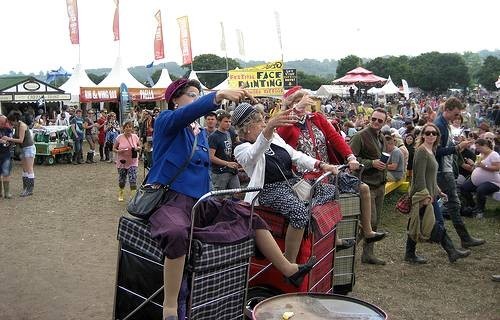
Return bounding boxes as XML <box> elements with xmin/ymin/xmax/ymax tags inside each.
<box><xmin>45</xmin><ymin>156</ymin><xmax>55</xmax><ymax>165</ymax></box>
<box><xmin>244</xmin><ymin>286</ymin><xmax>281</xmax><ymax>319</ymax></box>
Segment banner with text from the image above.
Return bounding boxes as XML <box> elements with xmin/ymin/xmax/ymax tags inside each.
<box><xmin>228</xmin><ymin>61</ymin><xmax>283</xmax><ymax>96</ymax></box>
<box><xmin>177</xmin><ymin>16</ymin><xmax>192</xmax><ymax>65</ymax></box>
<box><xmin>80</xmin><ymin>87</ymin><xmax>165</xmax><ymax>102</ymax></box>
<box><xmin>113</xmin><ymin>0</ymin><xmax>120</xmax><ymax>41</ymax></box>
<box><xmin>154</xmin><ymin>10</ymin><xmax>165</xmax><ymax>60</ymax></box>
<box><xmin>283</xmin><ymin>69</ymin><xmax>297</xmax><ymax>89</ymax></box>
<box><xmin>66</xmin><ymin>0</ymin><xmax>79</xmax><ymax>44</ymax></box>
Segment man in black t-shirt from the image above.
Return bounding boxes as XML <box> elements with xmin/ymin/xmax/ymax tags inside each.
<box><xmin>208</xmin><ymin>111</ymin><xmax>240</xmax><ymax>191</ymax></box>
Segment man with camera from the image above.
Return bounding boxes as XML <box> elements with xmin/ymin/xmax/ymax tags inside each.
<box><xmin>113</xmin><ymin>119</ymin><xmax>141</xmax><ymax>202</ymax></box>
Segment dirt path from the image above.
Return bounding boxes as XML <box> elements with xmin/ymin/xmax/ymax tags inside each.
<box><xmin>0</xmin><ymin>160</ymin><xmax>498</xmax><ymax>319</ymax></box>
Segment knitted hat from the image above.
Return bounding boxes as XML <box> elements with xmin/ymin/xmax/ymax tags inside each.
<box><xmin>283</xmin><ymin>86</ymin><xmax>302</xmax><ymax>99</ymax></box>
<box><xmin>232</xmin><ymin>102</ymin><xmax>256</xmax><ymax>128</ymax></box>
<box><xmin>164</xmin><ymin>78</ymin><xmax>189</xmax><ymax>104</ymax></box>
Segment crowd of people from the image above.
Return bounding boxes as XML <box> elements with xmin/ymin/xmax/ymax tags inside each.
<box><xmin>0</xmin><ymin>80</ymin><xmax>499</xmax><ymax>319</ymax></box>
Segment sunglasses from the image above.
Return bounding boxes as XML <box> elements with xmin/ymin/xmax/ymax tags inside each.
<box><xmin>371</xmin><ymin>117</ymin><xmax>384</xmax><ymax>124</ymax></box>
<box><xmin>424</xmin><ymin>131</ymin><xmax>438</xmax><ymax>136</ymax></box>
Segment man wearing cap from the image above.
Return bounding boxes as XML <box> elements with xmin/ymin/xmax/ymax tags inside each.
<box><xmin>70</xmin><ymin>109</ymin><xmax>85</xmax><ymax>164</ymax></box>
<box><xmin>0</xmin><ymin>116</ymin><xmax>13</xmax><ymax>198</ymax></box>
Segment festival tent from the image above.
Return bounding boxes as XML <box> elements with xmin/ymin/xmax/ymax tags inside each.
<box><xmin>332</xmin><ymin>67</ymin><xmax>386</xmax><ymax>85</ymax></box>
<box><xmin>211</xmin><ymin>78</ymin><xmax>228</xmax><ymax>91</ymax></box>
<box><xmin>379</xmin><ymin>76</ymin><xmax>400</xmax><ymax>94</ymax></box>
<box><xmin>316</xmin><ymin>84</ymin><xmax>357</xmax><ymax>98</ymax></box>
<box><xmin>59</xmin><ymin>64</ymin><xmax>96</xmax><ymax>104</ymax></box>
<box><xmin>188</xmin><ymin>70</ymin><xmax>208</xmax><ymax>90</ymax></box>
<box><xmin>152</xmin><ymin>68</ymin><xmax>173</xmax><ymax>89</ymax></box>
<box><xmin>97</xmin><ymin>57</ymin><xmax>145</xmax><ymax>88</ymax></box>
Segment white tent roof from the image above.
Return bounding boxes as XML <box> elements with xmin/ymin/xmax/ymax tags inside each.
<box><xmin>59</xmin><ymin>64</ymin><xmax>96</xmax><ymax>104</ymax></box>
<box><xmin>316</xmin><ymin>84</ymin><xmax>357</xmax><ymax>97</ymax></box>
<box><xmin>152</xmin><ymin>68</ymin><xmax>172</xmax><ymax>89</ymax></box>
<box><xmin>379</xmin><ymin>76</ymin><xmax>399</xmax><ymax>95</ymax></box>
<box><xmin>211</xmin><ymin>78</ymin><xmax>228</xmax><ymax>91</ymax></box>
<box><xmin>188</xmin><ymin>70</ymin><xmax>208</xmax><ymax>90</ymax></box>
<box><xmin>97</xmin><ymin>57</ymin><xmax>145</xmax><ymax>88</ymax></box>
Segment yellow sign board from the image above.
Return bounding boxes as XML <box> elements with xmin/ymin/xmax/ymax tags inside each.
<box><xmin>228</xmin><ymin>61</ymin><xmax>284</xmax><ymax>96</ymax></box>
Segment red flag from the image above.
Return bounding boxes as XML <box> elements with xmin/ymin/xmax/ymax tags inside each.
<box><xmin>177</xmin><ymin>16</ymin><xmax>192</xmax><ymax>65</ymax></box>
<box><xmin>154</xmin><ymin>10</ymin><xmax>165</xmax><ymax>60</ymax></box>
<box><xmin>66</xmin><ymin>0</ymin><xmax>79</xmax><ymax>44</ymax></box>
<box><xmin>113</xmin><ymin>0</ymin><xmax>120</xmax><ymax>41</ymax></box>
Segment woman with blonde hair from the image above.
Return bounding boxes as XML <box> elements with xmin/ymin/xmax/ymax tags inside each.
<box><xmin>405</xmin><ymin>123</ymin><xmax>470</xmax><ymax>264</ymax></box>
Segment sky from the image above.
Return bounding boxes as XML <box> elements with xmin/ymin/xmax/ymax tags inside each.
<box><xmin>0</xmin><ymin>0</ymin><xmax>498</xmax><ymax>75</ymax></box>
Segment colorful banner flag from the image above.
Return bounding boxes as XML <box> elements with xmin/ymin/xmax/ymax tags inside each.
<box><xmin>228</xmin><ymin>61</ymin><xmax>284</xmax><ymax>96</ymax></box>
<box><xmin>236</xmin><ymin>29</ymin><xmax>245</xmax><ymax>56</ymax></box>
<box><xmin>154</xmin><ymin>10</ymin><xmax>165</xmax><ymax>60</ymax></box>
<box><xmin>220</xmin><ymin>22</ymin><xmax>226</xmax><ymax>51</ymax></box>
<box><xmin>177</xmin><ymin>16</ymin><xmax>193</xmax><ymax>65</ymax></box>
<box><xmin>113</xmin><ymin>0</ymin><xmax>120</xmax><ymax>41</ymax></box>
<box><xmin>66</xmin><ymin>0</ymin><xmax>79</xmax><ymax>44</ymax></box>
<box><xmin>402</xmin><ymin>79</ymin><xmax>410</xmax><ymax>100</ymax></box>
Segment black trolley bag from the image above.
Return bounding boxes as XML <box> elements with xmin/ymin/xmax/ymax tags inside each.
<box><xmin>113</xmin><ymin>187</ymin><xmax>262</xmax><ymax>320</ymax></box>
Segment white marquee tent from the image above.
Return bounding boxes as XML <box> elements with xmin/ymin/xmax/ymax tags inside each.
<box><xmin>210</xmin><ymin>78</ymin><xmax>228</xmax><ymax>91</ymax></box>
<box><xmin>152</xmin><ymin>68</ymin><xmax>172</xmax><ymax>89</ymax></box>
<box><xmin>368</xmin><ymin>76</ymin><xmax>399</xmax><ymax>95</ymax></box>
<box><xmin>97</xmin><ymin>57</ymin><xmax>145</xmax><ymax>88</ymax></box>
<box><xmin>59</xmin><ymin>64</ymin><xmax>96</xmax><ymax>104</ymax></box>
<box><xmin>188</xmin><ymin>70</ymin><xmax>208</xmax><ymax>90</ymax></box>
<box><xmin>316</xmin><ymin>84</ymin><xmax>357</xmax><ymax>98</ymax></box>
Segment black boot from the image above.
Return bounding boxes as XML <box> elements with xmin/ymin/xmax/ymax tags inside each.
<box><xmin>20</xmin><ymin>178</ymin><xmax>34</xmax><ymax>197</ymax></box>
<box><xmin>454</xmin><ymin>223</ymin><xmax>485</xmax><ymax>248</ymax></box>
<box><xmin>404</xmin><ymin>237</ymin><xmax>427</xmax><ymax>264</ymax></box>
<box><xmin>20</xmin><ymin>177</ymin><xmax>28</xmax><ymax>196</ymax></box>
<box><xmin>85</xmin><ymin>152</ymin><xmax>92</xmax><ymax>164</ymax></box>
<box><xmin>440</xmin><ymin>231</ymin><xmax>471</xmax><ymax>263</ymax></box>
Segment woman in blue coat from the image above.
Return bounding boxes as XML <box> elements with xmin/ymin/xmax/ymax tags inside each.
<box><xmin>149</xmin><ymin>79</ymin><xmax>315</xmax><ymax>320</ymax></box>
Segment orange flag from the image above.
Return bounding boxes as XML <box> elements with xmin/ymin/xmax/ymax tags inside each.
<box><xmin>177</xmin><ymin>16</ymin><xmax>192</xmax><ymax>65</ymax></box>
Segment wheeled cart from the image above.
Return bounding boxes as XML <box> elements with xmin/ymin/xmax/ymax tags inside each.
<box><xmin>113</xmin><ymin>187</ymin><xmax>261</xmax><ymax>320</ymax></box>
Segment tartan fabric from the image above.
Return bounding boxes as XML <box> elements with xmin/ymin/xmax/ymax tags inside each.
<box><xmin>189</xmin><ymin>239</ymin><xmax>253</xmax><ymax>320</ymax></box>
<box><xmin>117</xmin><ymin>216</ymin><xmax>164</xmax><ymax>263</ymax></box>
<box><xmin>311</xmin><ymin>201</ymin><xmax>343</xmax><ymax>238</ymax></box>
<box><xmin>338</xmin><ymin>193</ymin><xmax>361</xmax><ymax>217</ymax></box>
<box><xmin>189</xmin><ymin>238</ymin><xmax>254</xmax><ymax>272</ymax></box>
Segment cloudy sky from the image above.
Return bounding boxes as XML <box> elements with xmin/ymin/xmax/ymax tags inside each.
<box><xmin>0</xmin><ymin>0</ymin><xmax>497</xmax><ymax>75</ymax></box>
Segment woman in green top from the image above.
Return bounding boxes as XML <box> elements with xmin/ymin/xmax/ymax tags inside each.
<box><xmin>405</xmin><ymin>123</ymin><xmax>471</xmax><ymax>264</ymax></box>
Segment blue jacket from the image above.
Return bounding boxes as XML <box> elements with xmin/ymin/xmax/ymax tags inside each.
<box><xmin>147</xmin><ymin>92</ymin><xmax>218</xmax><ymax>199</ymax></box>
<box><xmin>434</xmin><ymin>114</ymin><xmax>458</xmax><ymax>172</ymax></box>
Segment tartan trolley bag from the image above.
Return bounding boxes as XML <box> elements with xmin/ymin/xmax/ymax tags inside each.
<box><xmin>113</xmin><ymin>187</ymin><xmax>260</xmax><ymax>320</ymax></box>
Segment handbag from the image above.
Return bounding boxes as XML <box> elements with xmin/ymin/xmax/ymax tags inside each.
<box><xmin>127</xmin><ymin>134</ymin><xmax>198</xmax><ymax>219</ymax></box>
<box><xmin>311</xmin><ymin>200</ymin><xmax>343</xmax><ymax>238</ymax></box>
<box><xmin>396</xmin><ymin>193</ymin><xmax>412</xmax><ymax>214</ymax></box>
<box><xmin>292</xmin><ymin>178</ymin><xmax>313</xmax><ymax>202</ymax></box>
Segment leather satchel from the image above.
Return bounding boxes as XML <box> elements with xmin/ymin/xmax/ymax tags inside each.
<box><xmin>127</xmin><ymin>134</ymin><xmax>198</xmax><ymax>219</ymax></box>
<box><xmin>396</xmin><ymin>193</ymin><xmax>412</xmax><ymax>214</ymax></box>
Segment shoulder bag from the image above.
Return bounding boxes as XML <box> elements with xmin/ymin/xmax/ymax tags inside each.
<box><xmin>127</xmin><ymin>134</ymin><xmax>198</xmax><ymax>219</ymax></box>
<box><xmin>396</xmin><ymin>193</ymin><xmax>412</xmax><ymax>214</ymax></box>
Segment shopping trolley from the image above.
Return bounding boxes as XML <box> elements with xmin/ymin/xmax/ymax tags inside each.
<box><xmin>113</xmin><ymin>187</ymin><xmax>262</xmax><ymax>320</ymax></box>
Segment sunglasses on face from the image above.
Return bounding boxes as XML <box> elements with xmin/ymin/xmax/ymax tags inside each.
<box><xmin>371</xmin><ymin>117</ymin><xmax>384</xmax><ymax>124</ymax></box>
<box><xmin>424</xmin><ymin>131</ymin><xmax>438</xmax><ymax>136</ymax></box>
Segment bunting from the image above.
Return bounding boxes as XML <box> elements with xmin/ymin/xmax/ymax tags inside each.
<box><xmin>177</xmin><ymin>16</ymin><xmax>193</xmax><ymax>65</ymax></box>
<box><xmin>154</xmin><ymin>10</ymin><xmax>165</xmax><ymax>60</ymax></box>
<box><xmin>113</xmin><ymin>0</ymin><xmax>120</xmax><ymax>41</ymax></box>
<box><xmin>66</xmin><ymin>0</ymin><xmax>79</xmax><ymax>44</ymax></box>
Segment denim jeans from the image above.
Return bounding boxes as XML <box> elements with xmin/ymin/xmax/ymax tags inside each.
<box><xmin>437</xmin><ymin>172</ymin><xmax>465</xmax><ymax>227</ymax></box>
<box><xmin>430</xmin><ymin>199</ymin><xmax>445</xmax><ymax>242</ymax></box>
<box><xmin>460</xmin><ymin>179</ymin><xmax>499</xmax><ymax>211</ymax></box>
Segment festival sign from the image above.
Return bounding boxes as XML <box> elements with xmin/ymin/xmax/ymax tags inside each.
<box><xmin>80</xmin><ymin>87</ymin><xmax>119</xmax><ymax>103</ymax></box>
<box><xmin>128</xmin><ymin>88</ymin><xmax>165</xmax><ymax>101</ymax></box>
<box><xmin>283</xmin><ymin>68</ymin><xmax>297</xmax><ymax>89</ymax></box>
<box><xmin>228</xmin><ymin>61</ymin><xmax>284</xmax><ymax>96</ymax></box>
